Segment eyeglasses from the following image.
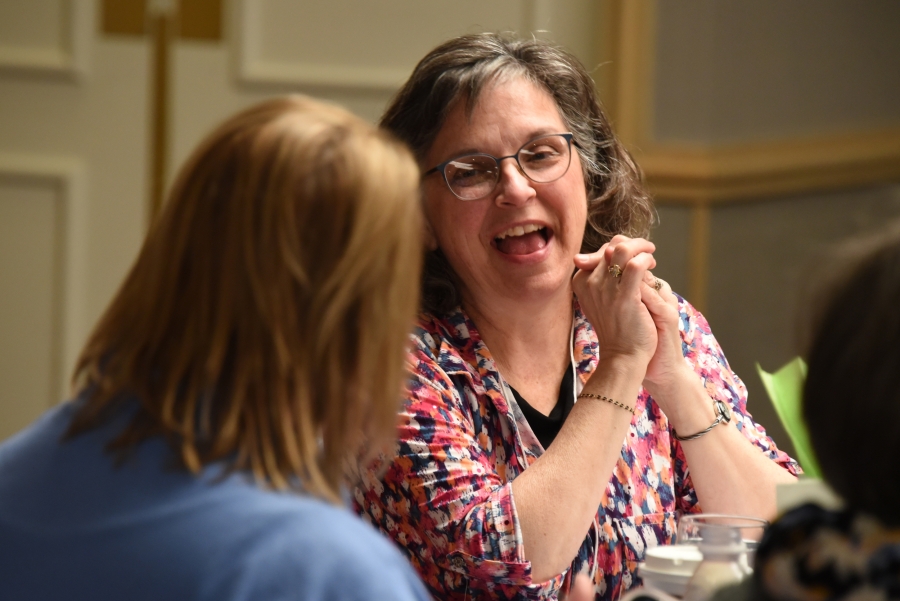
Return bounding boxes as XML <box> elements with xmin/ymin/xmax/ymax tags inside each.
<box><xmin>424</xmin><ymin>133</ymin><xmax>575</xmax><ymax>201</ymax></box>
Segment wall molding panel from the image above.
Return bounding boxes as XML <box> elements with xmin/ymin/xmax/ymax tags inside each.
<box><xmin>637</xmin><ymin>129</ymin><xmax>900</xmax><ymax>205</ymax></box>
<box><xmin>605</xmin><ymin>0</ymin><xmax>900</xmax><ymax>206</ymax></box>
<box><xmin>234</xmin><ymin>0</ymin><xmax>407</xmax><ymax>91</ymax></box>
<box><xmin>233</xmin><ymin>0</ymin><xmax>544</xmax><ymax>91</ymax></box>
<box><xmin>0</xmin><ymin>0</ymin><xmax>93</xmax><ymax>79</ymax></box>
<box><xmin>601</xmin><ymin>0</ymin><xmax>900</xmax><ymax>310</ymax></box>
<box><xmin>0</xmin><ymin>154</ymin><xmax>88</xmax><ymax>400</ymax></box>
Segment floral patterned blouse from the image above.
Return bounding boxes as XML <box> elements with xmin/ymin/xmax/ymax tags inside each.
<box><xmin>353</xmin><ymin>297</ymin><xmax>799</xmax><ymax>600</ymax></box>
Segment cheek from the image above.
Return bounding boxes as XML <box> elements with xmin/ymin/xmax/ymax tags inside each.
<box><xmin>557</xmin><ymin>198</ymin><xmax>588</xmax><ymax>254</ymax></box>
<box><xmin>426</xmin><ymin>199</ymin><xmax>481</xmax><ymax>257</ymax></box>
<box><xmin>425</xmin><ymin>197</ymin><xmax>485</xmax><ymax>252</ymax></box>
<box><xmin>576</xmin><ymin>197</ymin><xmax>589</xmax><ymax>229</ymax></box>
<box><xmin>558</xmin><ymin>184</ymin><xmax>589</xmax><ymax>234</ymax></box>
<box><xmin>570</xmin><ymin>173</ymin><xmax>590</xmax><ymax>224</ymax></box>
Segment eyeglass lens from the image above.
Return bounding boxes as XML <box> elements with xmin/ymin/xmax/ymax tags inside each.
<box><xmin>443</xmin><ymin>134</ymin><xmax>572</xmax><ymax>200</ymax></box>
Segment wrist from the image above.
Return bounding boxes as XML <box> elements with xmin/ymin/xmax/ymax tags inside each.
<box><xmin>672</xmin><ymin>399</ymin><xmax>732</xmax><ymax>441</ymax></box>
<box><xmin>643</xmin><ymin>363</ymin><xmax>695</xmax><ymax>398</ymax></box>
<box><xmin>654</xmin><ymin>375</ymin><xmax>720</xmax><ymax>434</ymax></box>
<box><xmin>588</xmin><ymin>354</ymin><xmax>647</xmax><ymax>395</ymax></box>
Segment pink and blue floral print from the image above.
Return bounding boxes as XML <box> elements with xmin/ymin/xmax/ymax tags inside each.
<box><xmin>354</xmin><ymin>297</ymin><xmax>799</xmax><ymax>600</ymax></box>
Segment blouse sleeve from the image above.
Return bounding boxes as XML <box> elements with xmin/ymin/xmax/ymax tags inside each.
<box><xmin>672</xmin><ymin>295</ymin><xmax>802</xmax><ymax>513</ymax></box>
<box><xmin>353</xmin><ymin>341</ymin><xmax>563</xmax><ymax>600</ymax></box>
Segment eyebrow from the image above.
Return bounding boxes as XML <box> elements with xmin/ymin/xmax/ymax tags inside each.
<box><xmin>438</xmin><ymin>129</ymin><xmax>564</xmax><ymax>163</ymax></box>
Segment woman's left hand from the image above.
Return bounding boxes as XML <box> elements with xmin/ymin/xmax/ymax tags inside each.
<box><xmin>636</xmin><ymin>270</ymin><xmax>694</xmax><ymax>399</ymax></box>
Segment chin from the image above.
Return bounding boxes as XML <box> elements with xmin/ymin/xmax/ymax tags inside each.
<box><xmin>504</xmin><ymin>270</ymin><xmax>572</xmax><ymax>302</ymax></box>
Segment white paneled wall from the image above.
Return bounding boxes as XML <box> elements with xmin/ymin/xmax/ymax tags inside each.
<box><xmin>171</xmin><ymin>0</ymin><xmax>599</xmax><ymax>187</ymax></box>
<box><xmin>0</xmin><ymin>158</ymin><xmax>88</xmax><ymax>440</ymax></box>
<box><xmin>0</xmin><ymin>0</ymin><xmax>91</xmax><ymax>77</ymax></box>
<box><xmin>0</xmin><ymin>176</ymin><xmax>62</xmax><ymax>439</ymax></box>
<box><xmin>0</xmin><ymin>0</ymin><xmax>146</xmax><ymax>440</ymax></box>
<box><xmin>0</xmin><ymin>0</ymin><xmax>599</xmax><ymax>440</ymax></box>
<box><xmin>235</xmin><ymin>0</ymin><xmax>534</xmax><ymax>90</ymax></box>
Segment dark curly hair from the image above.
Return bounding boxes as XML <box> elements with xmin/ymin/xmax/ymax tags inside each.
<box><xmin>381</xmin><ymin>32</ymin><xmax>654</xmax><ymax>316</ymax></box>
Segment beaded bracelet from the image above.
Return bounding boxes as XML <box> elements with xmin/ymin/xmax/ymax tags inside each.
<box><xmin>576</xmin><ymin>392</ymin><xmax>635</xmax><ymax>415</ymax></box>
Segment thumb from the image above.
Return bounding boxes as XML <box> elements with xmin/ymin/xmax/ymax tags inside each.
<box><xmin>573</xmin><ymin>243</ymin><xmax>609</xmax><ymax>271</ymax></box>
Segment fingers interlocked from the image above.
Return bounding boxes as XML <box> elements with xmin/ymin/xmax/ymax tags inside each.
<box><xmin>643</xmin><ymin>271</ymin><xmax>668</xmax><ymax>294</ymax></box>
<box><xmin>572</xmin><ymin>235</ymin><xmax>661</xmax><ymax>363</ymax></box>
<box><xmin>572</xmin><ymin>236</ymin><xmax>659</xmax><ymax>296</ymax></box>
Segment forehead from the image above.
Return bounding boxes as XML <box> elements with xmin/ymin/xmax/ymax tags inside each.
<box><xmin>427</xmin><ymin>77</ymin><xmax>567</xmax><ymax>162</ymax></box>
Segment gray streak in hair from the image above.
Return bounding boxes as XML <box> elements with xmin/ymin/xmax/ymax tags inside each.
<box><xmin>381</xmin><ymin>32</ymin><xmax>654</xmax><ymax>316</ymax></box>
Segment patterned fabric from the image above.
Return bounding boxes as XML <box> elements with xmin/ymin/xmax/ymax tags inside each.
<box><xmin>751</xmin><ymin>504</ymin><xmax>900</xmax><ymax>601</ymax></box>
<box><xmin>710</xmin><ymin>504</ymin><xmax>900</xmax><ymax>601</ymax></box>
<box><xmin>353</xmin><ymin>296</ymin><xmax>799</xmax><ymax>600</ymax></box>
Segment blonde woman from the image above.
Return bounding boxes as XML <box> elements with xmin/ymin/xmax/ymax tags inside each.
<box><xmin>0</xmin><ymin>96</ymin><xmax>429</xmax><ymax>601</ymax></box>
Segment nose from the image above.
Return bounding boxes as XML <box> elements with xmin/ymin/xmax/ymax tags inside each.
<box><xmin>494</xmin><ymin>157</ymin><xmax>535</xmax><ymax>207</ymax></box>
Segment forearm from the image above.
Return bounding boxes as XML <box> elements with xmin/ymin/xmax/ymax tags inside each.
<box><xmin>684</xmin><ymin>423</ymin><xmax>796</xmax><ymax>519</ymax></box>
<box><xmin>655</xmin><ymin>374</ymin><xmax>796</xmax><ymax>520</ymax></box>
<box><xmin>511</xmin><ymin>358</ymin><xmax>643</xmax><ymax>583</ymax></box>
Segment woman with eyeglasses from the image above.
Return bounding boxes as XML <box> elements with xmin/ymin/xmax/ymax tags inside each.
<box><xmin>353</xmin><ymin>33</ymin><xmax>799</xmax><ymax>601</ymax></box>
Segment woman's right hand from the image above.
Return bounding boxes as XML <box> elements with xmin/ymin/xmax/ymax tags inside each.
<box><xmin>572</xmin><ymin>235</ymin><xmax>658</xmax><ymax>368</ymax></box>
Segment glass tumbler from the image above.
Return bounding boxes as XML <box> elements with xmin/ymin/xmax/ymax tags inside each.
<box><xmin>681</xmin><ymin>523</ymin><xmax>749</xmax><ymax>601</ymax></box>
<box><xmin>676</xmin><ymin>514</ymin><xmax>768</xmax><ymax>569</ymax></box>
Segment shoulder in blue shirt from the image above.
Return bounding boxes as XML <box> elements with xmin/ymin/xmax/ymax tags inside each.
<box><xmin>0</xmin><ymin>402</ymin><xmax>429</xmax><ymax>601</ymax></box>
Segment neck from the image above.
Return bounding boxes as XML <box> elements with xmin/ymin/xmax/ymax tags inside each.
<box><xmin>462</xmin><ymin>285</ymin><xmax>574</xmax><ymax>404</ymax></box>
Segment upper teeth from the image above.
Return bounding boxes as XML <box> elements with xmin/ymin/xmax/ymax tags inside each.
<box><xmin>496</xmin><ymin>223</ymin><xmax>543</xmax><ymax>240</ymax></box>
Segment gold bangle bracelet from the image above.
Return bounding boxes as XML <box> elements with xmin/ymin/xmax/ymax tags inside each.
<box><xmin>576</xmin><ymin>392</ymin><xmax>635</xmax><ymax>415</ymax></box>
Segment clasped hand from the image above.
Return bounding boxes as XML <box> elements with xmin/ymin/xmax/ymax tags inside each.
<box><xmin>572</xmin><ymin>235</ymin><xmax>690</xmax><ymax>399</ymax></box>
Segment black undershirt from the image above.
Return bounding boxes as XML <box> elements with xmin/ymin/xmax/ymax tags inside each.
<box><xmin>509</xmin><ymin>366</ymin><xmax>575</xmax><ymax>449</ymax></box>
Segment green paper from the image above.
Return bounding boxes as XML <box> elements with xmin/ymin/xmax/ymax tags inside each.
<box><xmin>756</xmin><ymin>357</ymin><xmax>822</xmax><ymax>478</ymax></box>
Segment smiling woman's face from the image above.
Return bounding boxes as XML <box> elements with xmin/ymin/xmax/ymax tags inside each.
<box><xmin>422</xmin><ymin>76</ymin><xmax>588</xmax><ymax>312</ymax></box>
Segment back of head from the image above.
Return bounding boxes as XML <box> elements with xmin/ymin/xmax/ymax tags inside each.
<box><xmin>69</xmin><ymin>95</ymin><xmax>422</xmax><ymax>501</ymax></box>
<box><xmin>381</xmin><ymin>32</ymin><xmax>653</xmax><ymax>315</ymax></box>
<box><xmin>802</xmin><ymin>225</ymin><xmax>900</xmax><ymax>525</ymax></box>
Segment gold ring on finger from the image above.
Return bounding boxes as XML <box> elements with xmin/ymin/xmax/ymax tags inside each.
<box><xmin>608</xmin><ymin>264</ymin><xmax>623</xmax><ymax>278</ymax></box>
<box><xmin>654</xmin><ymin>277</ymin><xmax>663</xmax><ymax>291</ymax></box>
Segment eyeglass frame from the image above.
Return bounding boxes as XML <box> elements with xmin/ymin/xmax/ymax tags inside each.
<box><xmin>423</xmin><ymin>133</ymin><xmax>576</xmax><ymax>201</ymax></box>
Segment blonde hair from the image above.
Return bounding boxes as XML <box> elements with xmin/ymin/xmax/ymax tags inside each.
<box><xmin>68</xmin><ymin>95</ymin><xmax>422</xmax><ymax>502</ymax></box>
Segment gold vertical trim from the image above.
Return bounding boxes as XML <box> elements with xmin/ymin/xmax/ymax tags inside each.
<box><xmin>688</xmin><ymin>204</ymin><xmax>711</xmax><ymax>314</ymax></box>
<box><xmin>611</xmin><ymin>0</ymin><xmax>656</xmax><ymax>145</ymax></box>
<box><xmin>102</xmin><ymin>0</ymin><xmax>222</xmax><ymax>40</ymax></box>
<box><xmin>594</xmin><ymin>0</ymin><xmax>621</xmax><ymax>117</ymax></box>
<box><xmin>101</xmin><ymin>0</ymin><xmax>147</xmax><ymax>35</ymax></box>
<box><xmin>104</xmin><ymin>1</ymin><xmax>222</xmax><ymax>224</ymax></box>
<box><xmin>149</xmin><ymin>12</ymin><xmax>174</xmax><ymax>221</ymax></box>
<box><xmin>179</xmin><ymin>0</ymin><xmax>223</xmax><ymax>40</ymax></box>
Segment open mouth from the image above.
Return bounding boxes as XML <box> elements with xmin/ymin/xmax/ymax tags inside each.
<box><xmin>493</xmin><ymin>224</ymin><xmax>552</xmax><ymax>255</ymax></box>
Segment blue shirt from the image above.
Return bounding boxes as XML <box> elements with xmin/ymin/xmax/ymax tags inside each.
<box><xmin>0</xmin><ymin>402</ymin><xmax>430</xmax><ymax>601</ymax></box>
